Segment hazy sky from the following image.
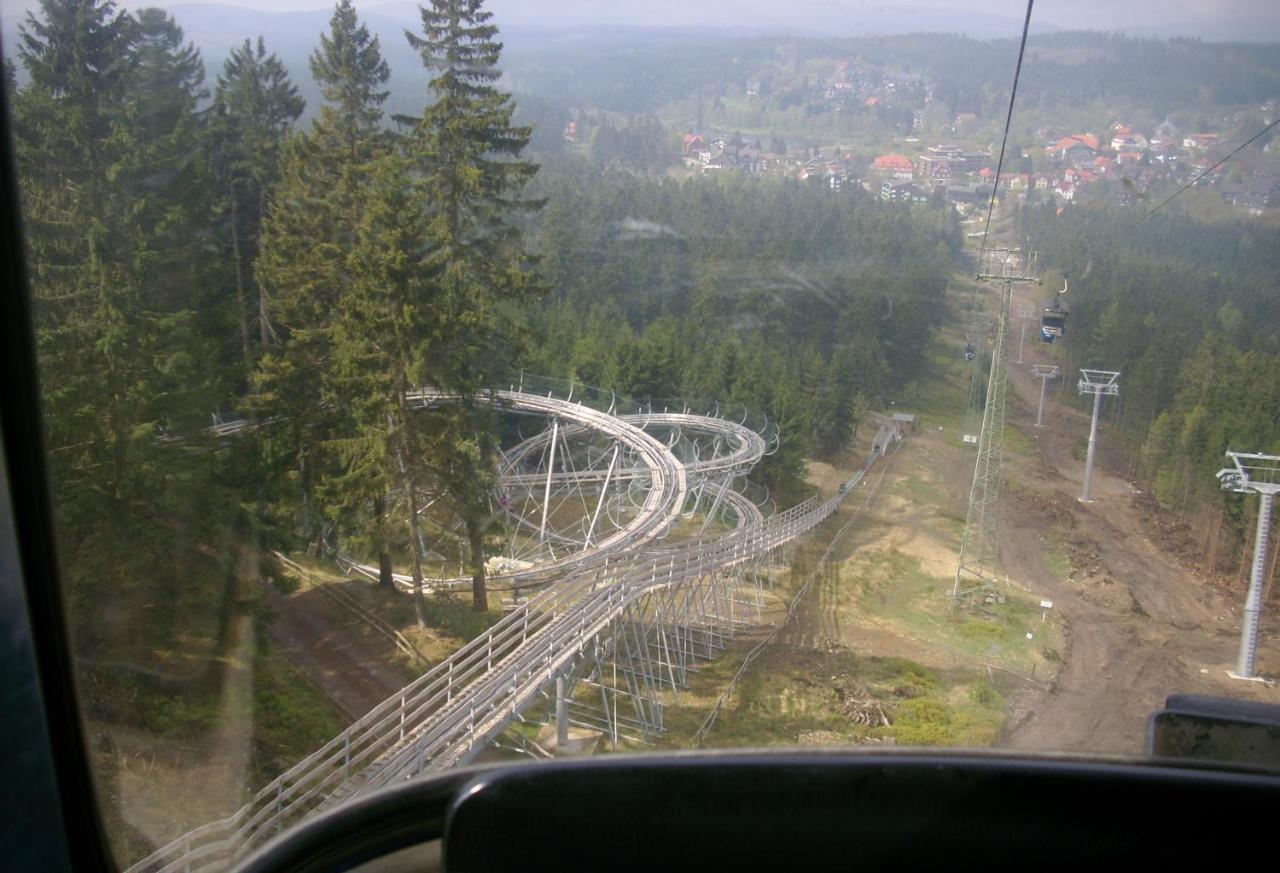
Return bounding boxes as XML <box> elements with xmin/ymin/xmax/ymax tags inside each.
<box><xmin>150</xmin><ymin>0</ymin><xmax>1280</xmax><ymax>34</ymax></box>
<box><xmin>3</xmin><ymin>0</ymin><xmax>1280</xmax><ymax>40</ymax></box>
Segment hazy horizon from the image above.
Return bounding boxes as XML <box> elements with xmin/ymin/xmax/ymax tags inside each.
<box><xmin>3</xmin><ymin>0</ymin><xmax>1280</xmax><ymax>42</ymax></box>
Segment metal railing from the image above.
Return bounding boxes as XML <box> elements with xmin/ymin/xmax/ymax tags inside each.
<box><xmin>128</xmin><ymin>409</ymin><xmax>896</xmax><ymax>873</ymax></box>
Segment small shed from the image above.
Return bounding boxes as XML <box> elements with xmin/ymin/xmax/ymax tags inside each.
<box><xmin>892</xmin><ymin>412</ymin><xmax>915</xmax><ymax>436</ymax></box>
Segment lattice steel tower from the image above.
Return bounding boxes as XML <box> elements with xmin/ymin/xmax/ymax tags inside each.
<box><xmin>953</xmin><ymin>246</ymin><xmax>1041</xmax><ymax>601</ymax></box>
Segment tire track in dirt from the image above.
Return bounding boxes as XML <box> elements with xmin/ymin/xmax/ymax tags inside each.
<box><xmin>265</xmin><ymin>586</ymin><xmax>411</xmax><ymax>721</ymax></box>
<box><xmin>999</xmin><ymin>353</ymin><xmax>1279</xmax><ymax>754</ymax></box>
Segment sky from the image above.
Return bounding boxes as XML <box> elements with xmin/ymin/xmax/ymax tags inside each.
<box><xmin>164</xmin><ymin>1</ymin><xmax>1280</xmax><ymax>38</ymax></box>
<box><xmin>3</xmin><ymin>0</ymin><xmax>1280</xmax><ymax>40</ymax></box>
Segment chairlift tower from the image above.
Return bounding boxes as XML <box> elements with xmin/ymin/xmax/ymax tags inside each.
<box><xmin>953</xmin><ymin>246</ymin><xmax>1041</xmax><ymax>601</ymax></box>
<box><xmin>963</xmin><ymin>312</ymin><xmax>990</xmax><ymax>446</ymax></box>
<box><xmin>1077</xmin><ymin>370</ymin><xmax>1120</xmax><ymax>503</ymax></box>
<box><xmin>1216</xmin><ymin>452</ymin><xmax>1280</xmax><ymax>681</ymax></box>
<box><xmin>1015</xmin><ymin>304</ymin><xmax>1035</xmax><ymax>365</ymax></box>
<box><xmin>1030</xmin><ymin>364</ymin><xmax>1059</xmax><ymax>428</ymax></box>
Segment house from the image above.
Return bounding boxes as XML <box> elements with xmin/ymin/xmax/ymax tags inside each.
<box><xmin>892</xmin><ymin>413</ymin><xmax>915</xmax><ymax>436</ymax></box>
<box><xmin>703</xmin><ymin>147</ymin><xmax>739</xmax><ymax>171</ymax></box>
<box><xmin>1117</xmin><ymin>150</ymin><xmax>1143</xmax><ymax>164</ymax></box>
<box><xmin>915</xmin><ymin>154</ymin><xmax>955</xmax><ymax>180</ymax></box>
<box><xmin>1053</xmin><ymin>180</ymin><xmax>1076</xmax><ymax>201</ymax></box>
<box><xmin>563</xmin><ymin>120</ymin><xmax>578</xmax><ymax>142</ymax></box>
<box><xmin>881</xmin><ymin>179</ymin><xmax>928</xmax><ymax>203</ymax></box>
<box><xmin>1219</xmin><ymin>174</ymin><xmax>1280</xmax><ymax>209</ymax></box>
<box><xmin>1183</xmin><ymin>134</ymin><xmax>1219</xmax><ymax>150</ymax></box>
<box><xmin>1093</xmin><ymin>156</ymin><xmax>1115</xmax><ymax>174</ymax></box>
<box><xmin>682</xmin><ymin>133</ymin><xmax>705</xmax><ymax>156</ymax></box>
<box><xmin>1053</xmin><ymin>133</ymin><xmax>1100</xmax><ymax>153</ymax></box>
<box><xmin>1034</xmin><ymin>174</ymin><xmax>1051</xmax><ymax>190</ymax></box>
<box><xmin>941</xmin><ymin>181</ymin><xmax>992</xmax><ymax>204</ymax></box>
<box><xmin>873</xmin><ymin>154</ymin><xmax>914</xmax><ymax>180</ymax></box>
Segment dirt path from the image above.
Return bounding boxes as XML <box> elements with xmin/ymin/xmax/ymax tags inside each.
<box><xmin>999</xmin><ymin>346</ymin><xmax>1279</xmax><ymax>754</ymax></box>
<box><xmin>266</xmin><ymin>586</ymin><xmax>411</xmax><ymax>720</ymax></box>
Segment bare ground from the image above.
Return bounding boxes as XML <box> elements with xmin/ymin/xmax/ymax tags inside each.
<box><xmin>265</xmin><ymin>585</ymin><xmax>412</xmax><ymax>720</ymax></box>
<box><xmin>999</xmin><ymin>346</ymin><xmax>1280</xmax><ymax>754</ymax></box>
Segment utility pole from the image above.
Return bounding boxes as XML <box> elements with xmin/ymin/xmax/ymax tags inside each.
<box><xmin>1216</xmin><ymin>452</ymin><xmax>1280</xmax><ymax>681</ymax></box>
<box><xmin>1030</xmin><ymin>364</ymin><xmax>1059</xmax><ymax>428</ymax></box>
<box><xmin>1015</xmin><ymin>304</ymin><xmax>1035</xmax><ymax>364</ymax></box>
<box><xmin>1077</xmin><ymin>370</ymin><xmax>1120</xmax><ymax>503</ymax></box>
<box><xmin>954</xmin><ymin>246</ymin><xmax>1040</xmax><ymax>603</ymax></box>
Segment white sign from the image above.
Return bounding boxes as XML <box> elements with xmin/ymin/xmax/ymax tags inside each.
<box><xmin>1039</xmin><ymin>600</ymin><xmax>1054</xmax><ymax>609</ymax></box>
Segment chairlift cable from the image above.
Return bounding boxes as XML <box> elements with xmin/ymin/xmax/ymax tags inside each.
<box><xmin>1128</xmin><ymin>115</ymin><xmax>1280</xmax><ymax>229</ymax></box>
<box><xmin>977</xmin><ymin>0</ymin><xmax>1036</xmax><ymax>267</ymax></box>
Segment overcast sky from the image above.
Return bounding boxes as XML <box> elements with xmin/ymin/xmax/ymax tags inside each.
<box><xmin>3</xmin><ymin>0</ymin><xmax>1280</xmax><ymax>40</ymax></box>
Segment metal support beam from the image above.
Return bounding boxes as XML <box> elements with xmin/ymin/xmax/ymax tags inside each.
<box><xmin>555</xmin><ymin>671</ymin><xmax>569</xmax><ymax>746</ymax></box>
<box><xmin>1031</xmin><ymin>364</ymin><xmax>1059</xmax><ymax>428</ymax></box>
<box><xmin>539</xmin><ymin>419</ymin><xmax>560</xmax><ymax>544</ymax></box>
<box><xmin>1217</xmin><ymin>451</ymin><xmax>1280</xmax><ymax>681</ymax></box>
<box><xmin>1077</xmin><ymin>370</ymin><xmax>1120</xmax><ymax>503</ymax></box>
<box><xmin>583</xmin><ymin>443</ymin><xmax>621</xmax><ymax>550</ymax></box>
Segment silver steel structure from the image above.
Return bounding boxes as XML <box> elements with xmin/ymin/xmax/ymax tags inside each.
<box><xmin>1030</xmin><ymin>364</ymin><xmax>1059</xmax><ymax>428</ymax></box>
<box><xmin>1015</xmin><ymin>304</ymin><xmax>1035</xmax><ymax>365</ymax></box>
<box><xmin>1077</xmin><ymin>370</ymin><xmax>1120</xmax><ymax>503</ymax></box>
<box><xmin>127</xmin><ymin>386</ymin><xmax>900</xmax><ymax>873</ymax></box>
<box><xmin>954</xmin><ymin>247</ymin><xmax>1040</xmax><ymax>601</ymax></box>
<box><xmin>1216</xmin><ymin>452</ymin><xmax>1280</xmax><ymax>680</ymax></box>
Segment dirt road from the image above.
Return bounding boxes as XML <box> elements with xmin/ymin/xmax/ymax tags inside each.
<box><xmin>999</xmin><ymin>348</ymin><xmax>1279</xmax><ymax>754</ymax></box>
<box><xmin>266</xmin><ymin>586</ymin><xmax>412</xmax><ymax>720</ymax></box>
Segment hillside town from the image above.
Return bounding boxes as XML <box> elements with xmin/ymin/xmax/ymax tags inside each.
<box><xmin>670</xmin><ymin>114</ymin><xmax>1280</xmax><ymax>216</ymax></box>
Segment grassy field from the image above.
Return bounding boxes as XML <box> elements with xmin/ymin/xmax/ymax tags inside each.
<box><xmin>649</xmin><ymin>314</ymin><xmax>1062</xmax><ymax>753</ymax></box>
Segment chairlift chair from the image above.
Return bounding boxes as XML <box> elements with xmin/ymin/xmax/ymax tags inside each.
<box><xmin>1041</xmin><ymin>272</ymin><xmax>1069</xmax><ymax>342</ymax></box>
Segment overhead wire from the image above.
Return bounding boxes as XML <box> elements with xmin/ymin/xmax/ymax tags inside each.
<box><xmin>977</xmin><ymin>0</ymin><xmax>1036</xmax><ymax>268</ymax></box>
<box><xmin>1128</xmin><ymin>115</ymin><xmax>1280</xmax><ymax>229</ymax></box>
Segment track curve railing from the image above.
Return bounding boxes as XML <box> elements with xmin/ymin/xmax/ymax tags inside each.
<box><xmin>127</xmin><ymin>393</ymin><xmax>896</xmax><ymax>873</ymax></box>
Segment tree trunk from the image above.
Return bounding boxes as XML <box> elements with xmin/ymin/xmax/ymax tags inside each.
<box><xmin>299</xmin><ymin>444</ymin><xmax>312</xmax><ymax>541</ymax></box>
<box><xmin>257</xmin><ymin>186</ymin><xmax>274</xmax><ymax>347</ymax></box>
<box><xmin>467</xmin><ymin>516</ymin><xmax>488</xmax><ymax>612</ymax></box>
<box><xmin>230</xmin><ymin>189</ymin><xmax>252</xmax><ymax>371</ymax></box>
<box><xmin>373</xmin><ymin>493</ymin><xmax>393</xmax><ymax>589</ymax></box>
<box><xmin>405</xmin><ymin>474</ymin><xmax>428</xmax><ymax>629</ymax></box>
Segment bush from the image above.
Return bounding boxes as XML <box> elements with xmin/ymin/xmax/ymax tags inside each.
<box><xmin>968</xmin><ymin>683</ymin><xmax>1000</xmax><ymax>707</ymax></box>
<box><xmin>893</xmin><ymin>698</ymin><xmax>955</xmax><ymax>746</ymax></box>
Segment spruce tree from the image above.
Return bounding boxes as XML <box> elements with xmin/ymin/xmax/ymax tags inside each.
<box><xmin>403</xmin><ymin>0</ymin><xmax>543</xmax><ymax>610</ymax></box>
<box><xmin>15</xmin><ymin>0</ymin><xmax>142</xmax><ymax>505</ymax></box>
<box><xmin>254</xmin><ymin>0</ymin><xmax>392</xmax><ymax>569</ymax></box>
<box><xmin>211</xmin><ymin>37</ymin><xmax>304</xmax><ymax>371</ymax></box>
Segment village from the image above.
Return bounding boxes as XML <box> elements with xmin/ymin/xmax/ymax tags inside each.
<box><xmin>672</xmin><ymin>117</ymin><xmax>1280</xmax><ymax>217</ymax></box>
<box><xmin>560</xmin><ymin>52</ymin><xmax>1280</xmax><ymax>219</ymax></box>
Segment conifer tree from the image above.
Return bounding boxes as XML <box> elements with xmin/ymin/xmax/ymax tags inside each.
<box><xmin>402</xmin><ymin>0</ymin><xmax>543</xmax><ymax>610</ymax></box>
<box><xmin>254</xmin><ymin>0</ymin><xmax>392</xmax><ymax>570</ymax></box>
<box><xmin>211</xmin><ymin>37</ymin><xmax>304</xmax><ymax>371</ymax></box>
<box><xmin>15</xmin><ymin>0</ymin><xmax>142</xmax><ymax>503</ymax></box>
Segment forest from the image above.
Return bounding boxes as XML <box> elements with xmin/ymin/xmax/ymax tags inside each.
<box><xmin>503</xmin><ymin>30</ymin><xmax>1280</xmax><ymax>131</ymax></box>
<box><xmin>1021</xmin><ymin>201</ymin><xmax>1280</xmax><ymax>560</ymax></box>
<box><xmin>6</xmin><ymin>0</ymin><xmax>959</xmax><ymax>751</ymax></box>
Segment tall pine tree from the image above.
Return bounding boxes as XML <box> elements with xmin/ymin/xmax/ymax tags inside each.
<box><xmin>404</xmin><ymin>0</ymin><xmax>543</xmax><ymax>610</ymax></box>
<box><xmin>253</xmin><ymin>0</ymin><xmax>392</xmax><ymax>570</ymax></box>
<box><xmin>211</xmin><ymin>37</ymin><xmax>304</xmax><ymax>372</ymax></box>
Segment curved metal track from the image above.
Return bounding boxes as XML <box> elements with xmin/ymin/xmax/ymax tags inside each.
<box><xmin>345</xmin><ymin>394</ymin><xmax>770</xmax><ymax>592</ymax></box>
<box><xmin>128</xmin><ymin>386</ymin><xmax>898</xmax><ymax>873</ymax></box>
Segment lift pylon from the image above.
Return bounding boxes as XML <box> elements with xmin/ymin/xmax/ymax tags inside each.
<box><xmin>953</xmin><ymin>246</ymin><xmax>1041</xmax><ymax>603</ymax></box>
